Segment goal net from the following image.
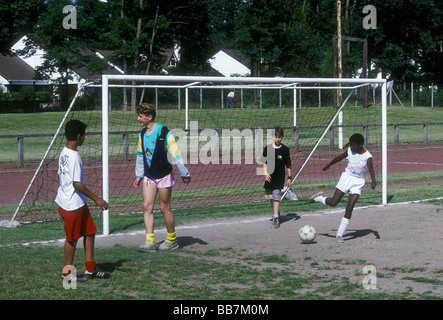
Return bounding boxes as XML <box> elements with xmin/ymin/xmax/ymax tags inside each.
<box><xmin>12</xmin><ymin>75</ymin><xmax>387</xmax><ymax>235</ymax></box>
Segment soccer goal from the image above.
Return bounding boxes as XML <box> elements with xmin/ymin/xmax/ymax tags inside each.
<box><xmin>11</xmin><ymin>75</ymin><xmax>387</xmax><ymax>236</ymax></box>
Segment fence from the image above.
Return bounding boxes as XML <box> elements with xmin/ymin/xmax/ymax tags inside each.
<box><xmin>1</xmin><ymin>122</ymin><xmax>442</xmax><ymax>167</ymax></box>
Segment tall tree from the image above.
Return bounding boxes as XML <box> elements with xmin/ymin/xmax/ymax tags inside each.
<box><xmin>0</xmin><ymin>0</ymin><xmax>45</xmax><ymax>54</ymax></box>
<box><xmin>234</xmin><ymin>0</ymin><xmax>326</xmax><ymax>78</ymax></box>
<box><xmin>102</xmin><ymin>0</ymin><xmax>213</xmax><ymax>108</ymax></box>
<box><xmin>353</xmin><ymin>0</ymin><xmax>443</xmax><ymax>83</ymax></box>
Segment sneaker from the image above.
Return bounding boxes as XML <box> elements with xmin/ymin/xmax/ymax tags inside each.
<box><xmin>62</xmin><ymin>274</ymin><xmax>87</xmax><ymax>283</ymax></box>
<box><xmin>138</xmin><ymin>241</ymin><xmax>157</xmax><ymax>252</ymax></box>
<box><xmin>309</xmin><ymin>192</ymin><xmax>324</xmax><ymax>203</ymax></box>
<box><xmin>83</xmin><ymin>268</ymin><xmax>111</xmax><ymax>279</ymax></box>
<box><xmin>336</xmin><ymin>236</ymin><xmax>344</xmax><ymax>243</ymax></box>
<box><xmin>271</xmin><ymin>217</ymin><xmax>280</xmax><ymax>228</ymax></box>
<box><xmin>159</xmin><ymin>240</ymin><xmax>178</xmax><ymax>250</ymax></box>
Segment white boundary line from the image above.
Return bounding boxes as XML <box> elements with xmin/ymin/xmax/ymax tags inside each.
<box><xmin>2</xmin><ymin>197</ymin><xmax>442</xmax><ymax>248</ymax></box>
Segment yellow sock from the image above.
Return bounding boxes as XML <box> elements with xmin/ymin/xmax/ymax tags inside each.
<box><xmin>166</xmin><ymin>232</ymin><xmax>176</xmax><ymax>244</ymax></box>
<box><xmin>146</xmin><ymin>233</ymin><xmax>155</xmax><ymax>245</ymax></box>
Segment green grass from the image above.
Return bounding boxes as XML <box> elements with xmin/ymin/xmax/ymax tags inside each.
<box><xmin>1</xmin><ymin>244</ymin><xmax>436</xmax><ymax>300</ymax></box>
<box><xmin>3</xmin><ymin>241</ymin><xmax>443</xmax><ymax>300</ymax></box>
<box><xmin>1</xmin><ymin>106</ymin><xmax>443</xmax><ymax>300</ymax></box>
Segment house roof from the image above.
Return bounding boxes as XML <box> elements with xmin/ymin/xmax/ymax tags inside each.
<box><xmin>73</xmin><ymin>48</ymin><xmax>124</xmax><ymax>81</ymax></box>
<box><xmin>11</xmin><ymin>36</ymin><xmax>124</xmax><ymax>83</ymax></box>
<box><xmin>0</xmin><ymin>53</ymin><xmax>39</xmax><ymax>82</ymax></box>
<box><xmin>208</xmin><ymin>49</ymin><xmax>250</xmax><ymax>77</ymax></box>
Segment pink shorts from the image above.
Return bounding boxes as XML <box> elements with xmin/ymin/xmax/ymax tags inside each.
<box><xmin>143</xmin><ymin>173</ymin><xmax>175</xmax><ymax>188</ymax></box>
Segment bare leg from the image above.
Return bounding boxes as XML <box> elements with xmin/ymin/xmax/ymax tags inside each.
<box><xmin>270</xmin><ymin>199</ymin><xmax>280</xmax><ymax>216</ymax></box>
<box><xmin>142</xmin><ymin>182</ymin><xmax>158</xmax><ymax>234</ymax></box>
<box><xmin>326</xmin><ymin>188</ymin><xmax>345</xmax><ymax>206</ymax></box>
<box><xmin>64</xmin><ymin>240</ymin><xmax>77</xmax><ymax>266</ymax></box>
<box><xmin>83</xmin><ymin>234</ymin><xmax>95</xmax><ymax>262</ymax></box>
<box><xmin>344</xmin><ymin>193</ymin><xmax>360</xmax><ymax>219</ymax></box>
<box><xmin>158</xmin><ymin>187</ymin><xmax>174</xmax><ymax>233</ymax></box>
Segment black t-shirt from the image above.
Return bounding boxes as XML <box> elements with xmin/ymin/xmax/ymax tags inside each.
<box><xmin>262</xmin><ymin>144</ymin><xmax>291</xmax><ymax>190</ymax></box>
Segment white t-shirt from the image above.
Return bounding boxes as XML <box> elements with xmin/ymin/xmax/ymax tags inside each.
<box><xmin>345</xmin><ymin>147</ymin><xmax>372</xmax><ymax>179</ymax></box>
<box><xmin>55</xmin><ymin>147</ymin><xmax>88</xmax><ymax>211</ymax></box>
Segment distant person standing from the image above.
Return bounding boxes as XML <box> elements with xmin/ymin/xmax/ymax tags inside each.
<box><xmin>261</xmin><ymin>126</ymin><xmax>292</xmax><ymax>229</ymax></box>
<box><xmin>227</xmin><ymin>90</ymin><xmax>235</xmax><ymax>108</ymax></box>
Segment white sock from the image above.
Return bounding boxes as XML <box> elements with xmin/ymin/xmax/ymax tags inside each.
<box><xmin>336</xmin><ymin>217</ymin><xmax>350</xmax><ymax>238</ymax></box>
<box><xmin>315</xmin><ymin>195</ymin><xmax>327</xmax><ymax>205</ymax></box>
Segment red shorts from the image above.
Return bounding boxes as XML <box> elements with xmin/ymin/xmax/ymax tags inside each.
<box><xmin>58</xmin><ymin>204</ymin><xmax>97</xmax><ymax>242</ymax></box>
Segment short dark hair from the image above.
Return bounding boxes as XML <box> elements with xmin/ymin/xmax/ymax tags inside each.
<box><xmin>349</xmin><ymin>133</ymin><xmax>364</xmax><ymax>145</ymax></box>
<box><xmin>274</xmin><ymin>126</ymin><xmax>284</xmax><ymax>137</ymax></box>
<box><xmin>135</xmin><ymin>103</ymin><xmax>156</xmax><ymax>121</ymax></box>
<box><xmin>65</xmin><ymin>120</ymin><xmax>87</xmax><ymax>141</ymax></box>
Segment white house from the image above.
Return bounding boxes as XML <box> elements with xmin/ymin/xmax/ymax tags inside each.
<box><xmin>208</xmin><ymin>49</ymin><xmax>250</xmax><ymax>77</ymax></box>
<box><xmin>11</xmin><ymin>36</ymin><xmax>83</xmax><ymax>85</ymax></box>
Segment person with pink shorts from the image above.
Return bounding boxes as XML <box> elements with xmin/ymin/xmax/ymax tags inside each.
<box><xmin>133</xmin><ymin>103</ymin><xmax>191</xmax><ymax>252</ymax></box>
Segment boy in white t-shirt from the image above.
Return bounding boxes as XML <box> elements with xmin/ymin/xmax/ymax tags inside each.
<box><xmin>55</xmin><ymin>120</ymin><xmax>110</xmax><ymax>281</ymax></box>
<box><xmin>309</xmin><ymin>133</ymin><xmax>376</xmax><ymax>243</ymax></box>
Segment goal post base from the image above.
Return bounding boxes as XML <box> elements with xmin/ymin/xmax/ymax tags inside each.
<box><xmin>0</xmin><ymin>220</ymin><xmax>21</xmax><ymax>228</ymax></box>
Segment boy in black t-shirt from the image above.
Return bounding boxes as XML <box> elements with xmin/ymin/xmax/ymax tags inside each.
<box><xmin>261</xmin><ymin>126</ymin><xmax>292</xmax><ymax>228</ymax></box>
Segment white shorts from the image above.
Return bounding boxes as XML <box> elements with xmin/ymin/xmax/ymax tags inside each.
<box><xmin>336</xmin><ymin>172</ymin><xmax>365</xmax><ymax>195</ymax></box>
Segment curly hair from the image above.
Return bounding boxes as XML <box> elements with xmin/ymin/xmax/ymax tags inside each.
<box><xmin>349</xmin><ymin>133</ymin><xmax>364</xmax><ymax>145</ymax></box>
<box><xmin>135</xmin><ymin>103</ymin><xmax>156</xmax><ymax>121</ymax></box>
<box><xmin>65</xmin><ymin>120</ymin><xmax>87</xmax><ymax>141</ymax></box>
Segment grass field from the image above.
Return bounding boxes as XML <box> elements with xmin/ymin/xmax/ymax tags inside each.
<box><xmin>1</xmin><ymin>105</ymin><xmax>443</xmax><ymax>301</ymax></box>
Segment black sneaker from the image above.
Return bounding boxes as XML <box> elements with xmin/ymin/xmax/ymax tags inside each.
<box><xmin>271</xmin><ymin>217</ymin><xmax>280</xmax><ymax>228</ymax></box>
<box><xmin>83</xmin><ymin>269</ymin><xmax>111</xmax><ymax>279</ymax></box>
<box><xmin>61</xmin><ymin>274</ymin><xmax>87</xmax><ymax>283</ymax></box>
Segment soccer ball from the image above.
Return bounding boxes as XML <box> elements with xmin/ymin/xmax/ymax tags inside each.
<box><xmin>299</xmin><ymin>225</ymin><xmax>316</xmax><ymax>243</ymax></box>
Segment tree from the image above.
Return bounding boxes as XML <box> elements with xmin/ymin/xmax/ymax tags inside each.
<box><xmin>102</xmin><ymin>0</ymin><xmax>214</xmax><ymax>109</ymax></box>
<box><xmin>354</xmin><ymin>0</ymin><xmax>443</xmax><ymax>83</ymax></box>
<box><xmin>0</xmin><ymin>0</ymin><xmax>45</xmax><ymax>54</ymax></box>
<box><xmin>234</xmin><ymin>0</ymin><xmax>326</xmax><ymax>78</ymax></box>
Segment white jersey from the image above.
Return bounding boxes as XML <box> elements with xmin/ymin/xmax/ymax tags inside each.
<box><xmin>55</xmin><ymin>147</ymin><xmax>88</xmax><ymax>211</ymax></box>
<box><xmin>345</xmin><ymin>147</ymin><xmax>372</xmax><ymax>179</ymax></box>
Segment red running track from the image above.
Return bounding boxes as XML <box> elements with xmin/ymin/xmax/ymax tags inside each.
<box><xmin>1</xmin><ymin>143</ymin><xmax>442</xmax><ymax>205</ymax></box>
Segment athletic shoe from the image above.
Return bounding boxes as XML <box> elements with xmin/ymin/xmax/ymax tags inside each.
<box><xmin>159</xmin><ymin>240</ymin><xmax>178</xmax><ymax>250</ymax></box>
<box><xmin>271</xmin><ymin>217</ymin><xmax>280</xmax><ymax>229</ymax></box>
<box><xmin>138</xmin><ymin>241</ymin><xmax>157</xmax><ymax>252</ymax></box>
<box><xmin>83</xmin><ymin>268</ymin><xmax>111</xmax><ymax>279</ymax></box>
<box><xmin>309</xmin><ymin>192</ymin><xmax>324</xmax><ymax>203</ymax></box>
<box><xmin>62</xmin><ymin>274</ymin><xmax>87</xmax><ymax>283</ymax></box>
<box><xmin>336</xmin><ymin>236</ymin><xmax>344</xmax><ymax>243</ymax></box>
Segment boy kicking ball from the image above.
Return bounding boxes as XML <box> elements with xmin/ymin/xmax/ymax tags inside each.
<box><xmin>56</xmin><ymin>120</ymin><xmax>110</xmax><ymax>282</ymax></box>
<box><xmin>309</xmin><ymin>133</ymin><xmax>376</xmax><ymax>243</ymax></box>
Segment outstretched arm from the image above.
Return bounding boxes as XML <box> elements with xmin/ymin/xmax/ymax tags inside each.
<box><xmin>323</xmin><ymin>149</ymin><xmax>348</xmax><ymax>171</ymax></box>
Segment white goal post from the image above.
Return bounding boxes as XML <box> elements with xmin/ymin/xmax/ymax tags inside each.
<box><xmin>101</xmin><ymin>75</ymin><xmax>388</xmax><ymax>236</ymax></box>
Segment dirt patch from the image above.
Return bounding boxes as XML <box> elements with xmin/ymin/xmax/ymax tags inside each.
<box><xmin>81</xmin><ymin>201</ymin><xmax>443</xmax><ymax>297</ymax></box>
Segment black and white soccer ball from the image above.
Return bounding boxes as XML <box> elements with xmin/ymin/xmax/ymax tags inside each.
<box><xmin>299</xmin><ymin>225</ymin><xmax>316</xmax><ymax>243</ymax></box>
